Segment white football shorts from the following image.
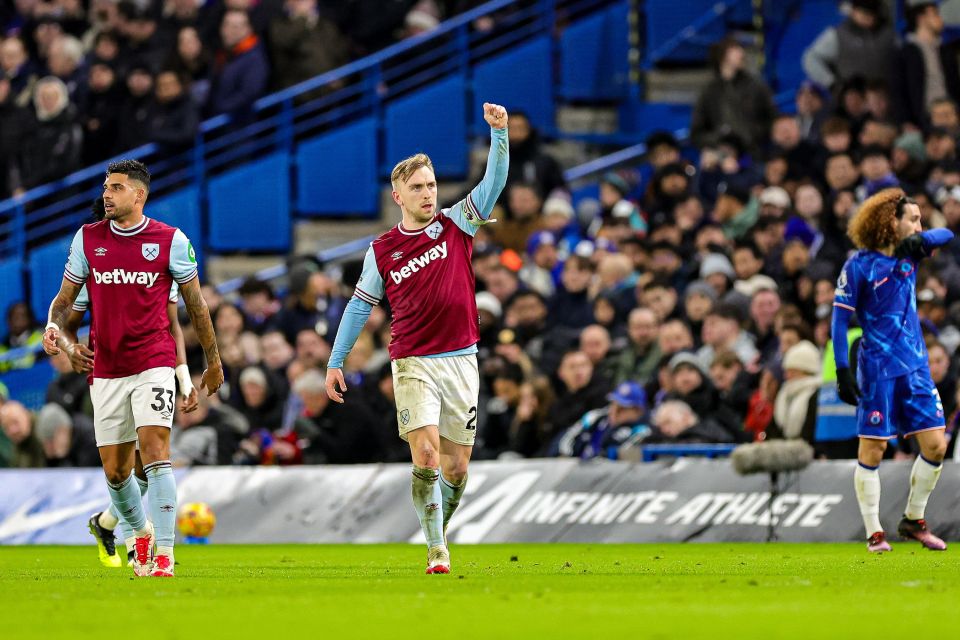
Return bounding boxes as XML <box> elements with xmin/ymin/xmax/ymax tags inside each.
<box><xmin>391</xmin><ymin>354</ymin><xmax>479</xmax><ymax>446</ymax></box>
<box><xmin>90</xmin><ymin>367</ymin><xmax>176</xmax><ymax>446</ymax></box>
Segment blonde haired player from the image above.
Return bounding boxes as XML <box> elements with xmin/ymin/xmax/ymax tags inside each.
<box><xmin>326</xmin><ymin>102</ymin><xmax>509</xmax><ymax>574</ymax></box>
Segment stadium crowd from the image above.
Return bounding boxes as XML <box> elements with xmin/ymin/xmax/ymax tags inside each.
<box><xmin>0</xmin><ymin>0</ymin><xmax>498</xmax><ymax>198</ymax></box>
<box><xmin>5</xmin><ymin>0</ymin><xmax>960</xmax><ymax>468</ymax></box>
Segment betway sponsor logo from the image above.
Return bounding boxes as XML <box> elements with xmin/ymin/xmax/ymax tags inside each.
<box><xmin>388</xmin><ymin>241</ymin><xmax>447</xmax><ymax>284</ymax></box>
<box><xmin>92</xmin><ymin>267</ymin><xmax>159</xmax><ymax>287</ymax></box>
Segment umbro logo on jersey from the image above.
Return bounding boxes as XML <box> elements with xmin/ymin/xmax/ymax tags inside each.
<box><xmin>94</xmin><ymin>247</ymin><xmax>107</xmax><ymax>257</ymax></box>
<box><xmin>389</xmin><ymin>241</ymin><xmax>447</xmax><ymax>284</ymax></box>
<box><xmin>91</xmin><ymin>267</ymin><xmax>160</xmax><ymax>288</ymax></box>
<box><xmin>391</xmin><ymin>251</ymin><xmax>404</xmax><ymax>260</ymax></box>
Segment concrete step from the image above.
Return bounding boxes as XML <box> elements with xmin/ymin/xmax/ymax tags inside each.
<box><xmin>556</xmin><ymin>105</ymin><xmax>619</xmax><ymax>134</ymax></box>
<box><xmin>293</xmin><ymin>218</ymin><xmax>388</xmax><ymax>256</ymax></box>
<box><xmin>645</xmin><ymin>68</ymin><xmax>714</xmax><ymax>105</ymax></box>
<box><xmin>205</xmin><ymin>255</ymin><xmax>286</xmax><ymax>287</ymax></box>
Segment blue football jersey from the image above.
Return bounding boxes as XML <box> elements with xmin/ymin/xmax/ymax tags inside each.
<box><xmin>833</xmin><ymin>251</ymin><xmax>926</xmax><ymax>380</ymax></box>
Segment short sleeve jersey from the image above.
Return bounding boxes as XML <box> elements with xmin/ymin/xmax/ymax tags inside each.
<box><xmin>64</xmin><ymin>217</ymin><xmax>197</xmax><ymax>378</ymax></box>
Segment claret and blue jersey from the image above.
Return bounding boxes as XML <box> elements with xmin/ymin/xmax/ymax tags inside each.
<box><xmin>329</xmin><ymin>126</ymin><xmax>509</xmax><ymax>368</ymax></box>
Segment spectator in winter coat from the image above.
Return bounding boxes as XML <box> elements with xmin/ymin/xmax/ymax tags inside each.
<box><xmin>269</xmin><ymin>0</ymin><xmax>348</xmax><ymax>91</ymax></box>
<box><xmin>802</xmin><ymin>0</ymin><xmax>895</xmax><ymax>90</ymax></box>
<box><xmin>18</xmin><ymin>76</ymin><xmax>82</xmax><ymax>189</ymax></box>
<box><xmin>691</xmin><ymin>37</ymin><xmax>776</xmax><ymax>155</ymax></box>
<box><xmin>208</xmin><ymin>10</ymin><xmax>270</xmax><ymax>118</ymax></box>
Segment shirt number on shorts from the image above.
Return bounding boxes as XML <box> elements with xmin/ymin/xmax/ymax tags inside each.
<box><xmin>151</xmin><ymin>387</ymin><xmax>174</xmax><ymax>414</ymax></box>
<box><xmin>466</xmin><ymin>406</ymin><xmax>477</xmax><ymax>430</ymax></box>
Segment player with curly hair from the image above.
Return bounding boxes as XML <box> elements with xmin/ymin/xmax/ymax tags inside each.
<box><xmin>832</xmin><ymin>188</ymin><xmax>953</xmax><ymax>552</ymax></box>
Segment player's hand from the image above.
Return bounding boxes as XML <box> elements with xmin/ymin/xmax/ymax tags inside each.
<box><xmin>66</xmin><ymin>343</ymin><xmax>94</xmax><ymax>374</ymax></box>
<box><xmin>326</xmin><ymin>367</ymin><xmax>346</xmax><ymax>403</ymax></box>
<box><xmin>200</xmin><ymin>361</ymin><xmax>224</xmax><ymax>397</ymax></box>
<box><xmin>894</xmin><ymin>233</ymin><xmax>924</xmax><ymax>260</ymax></box>
<box><xmin>180</xmin><ymin>387</ymin><xmax>199</xmax><ymax>413</ymax></box>
<box><xmin>483</xmin><ymin>102</ymin><xmax>508</xmax><ymax>129</ymax></box>
<box><xmin>836</xmin><ymin>367</ymin><xmax>860</xmax><ymax>406</ymax></box>
<box><xmin>42</xmin><ymin>328</ymin><xmax>60</xmax><ymax>356</ymax></box>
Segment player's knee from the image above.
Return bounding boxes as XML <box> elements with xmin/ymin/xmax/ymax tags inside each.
<box><xmin>103</xmin><ymin>465</ymin><xmax>130</xmax><ymax>485</ymax></box>
<box><xmin>923</xmin><ymin>440</ymin><xmax>947</xmax><ymax>462</ymax></box>
<box><xmin>444</xmin><ymin>460</ymin><xmax>469</xmax><ymax>485</ymax></box>
<box><xmin>412</xmin><ymin>443</ymin><xmax>439</xmax><ymax>468</ymax></box>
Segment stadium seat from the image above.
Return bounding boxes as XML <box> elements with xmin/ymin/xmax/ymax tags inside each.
<box><xmin>385</xmin><ymin>75</ymin><xmax>468</xmax><ymax>178</ymax></box>
<box><xmin>473</xmin><ymin>36</ymin><xmax>553</xmax><ymax>132</ymax></box>
<box><xmin>0</xmin><ymin>258</ymin><xmax>25</xmax><ymax>338</ymax></box>
<box><xmin>28</xmin><ymin>237</ymin><xmax>74</xmax><ymax>322</ymax></box>
<box><xmin>148</xmin><ymin>186</ymin><xmax>204</xmax><ymax>275</ymax></box>
<box><xmin>559</xmin><ymin>1</ymin><xmax>630</xmax><ymax>101</ymax></box>
<box><xmin>767</xmin><ymin>0</ymin><xmax>843</xmax><ymax>92</ymax></box>
<box><xmin>296</xmin><ymin>118</ymin><xmax>379</xmax><ymax>217</ymax></box>
<box><xmin>644</xmin><ymin>0</ymin><xmax>724</xmax><ymax>64</ymax></box>
<box><xmin>208</xmin><ymin>153</ymin><xmax>292</xmax><ymax>252</ymax></box>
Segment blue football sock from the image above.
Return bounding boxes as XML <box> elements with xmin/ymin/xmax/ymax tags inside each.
<box><xmin>411</xmin><ymin>466</ymin><xmax>444</xmax><ymax>548</ymax></box>
<box><xmin>144</xmin><ymin>461</ymin><xmax>177</xmax><ymax>549</ymax></box>
<box><xmin>106</xmin><ymin>472</ymin><xmax>147</xmax><ymax>532</ymax></box>
<box><xmin>116</xmin><ymin>476</ymin><xmax>149</xmax><ymax>545</ymax></box>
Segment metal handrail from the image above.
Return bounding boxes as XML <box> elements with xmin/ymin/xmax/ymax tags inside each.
<box><xmin>641</xmin><ymin>1</ymin><xmax>741</xmax><ymax>70</ymax></box>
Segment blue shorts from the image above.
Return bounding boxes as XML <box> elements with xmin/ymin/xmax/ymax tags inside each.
<box><xmin>856</xmin><ymin>365</ymin><xmax>945</xmax><ymax>439</ymax></box>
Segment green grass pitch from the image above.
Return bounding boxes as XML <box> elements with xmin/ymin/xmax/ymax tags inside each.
<box><xmin>3</xmin><ymin>544</ymin><xmax>958</xmax><ymax>639</ymax></box>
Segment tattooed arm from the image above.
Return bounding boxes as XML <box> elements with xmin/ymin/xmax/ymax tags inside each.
<box><xmin>44</xmin><ymin>279</ymin><xmax>87</xmax><ymax>358</ymax></box>
<box><xmin>179</xmin><ymin>276</ymin><xmax>223</xmax><ymax>396</ymax></box>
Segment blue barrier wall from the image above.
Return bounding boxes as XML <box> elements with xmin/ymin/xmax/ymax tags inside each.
<box><xmin>560</xmin><ymin>1</ymin><xmax>629</xmax><ymax>100</ymax></box>
<box><xmin>208</xmin><ymin>154</ymin><xmax>292</xmax><ymax>252</ymax></box>
<box><xmin>148</xmin><ymin>186</ymin><xmax>204</xmax><ymax>275</ymax></box>
<box><xmin>296</xmin><ymin>118</ymin><xmax>380</xmax><ymax>216</ymax></box>
<box><xmin>384</xmin><ymin>75</ymin><xmax>469</xmax><ymax>178</ymax></box>
<box><xmin>473</xmin><ymin>36</ymin><xmax>554</xmax><ymax>130</ymax></box>
<box><xmin>0</xmin><ymin>258</ymin><xmax>25</xmax><ymax>338</ymax></box>
<box><xmin>28</xmin><ymin>237</ymin><xmax>73</xmax><ymax>323</ymax></box>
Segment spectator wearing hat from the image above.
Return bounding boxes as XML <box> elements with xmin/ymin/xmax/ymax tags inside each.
<box><xmin>540</xmin><ymin>195</ymin><xmax>582</xmax><ymax>255</ymax></box>
<box><xmin>699</xmin><ymin>253</ymin><xmax>736</xmax><ymax>299</ymax></box>
<box><xmin>234</xmin><ymin>365</ymin><xmax>285</xmax><ymax>433</ymax></box>
<box><xmin>35</xmin><ymin>402</ymin><xmax>98</xmax><ymax>467</ymax></box>
<box><xmin>475</xmin><ymin>291</ymin><xmax>503</xmax><ymax>354</ymax></box>
<box><xmin>768</xmin><ymin>340</ymin><xmax>821</xmax><ymax>442</ymax></box>
<box><xmin>697</xmin><ymin>302</ymin><xmax>759</xmax><ymax>370</ymax></box>
<box><xmin>0</xmin><ymin>401</ymin><xmax>45</xmax><ymax>468</ymax></box>
<box><xmin>663</xmin><ymin>351</ymin><xmax>741</xmax><ymax>440</ymax></box>
<box><xmin>802</xmin><ymin>0</ymin><xmax>895</xmax><ymax>90</ymax></box>
<box><xmin>894</xmin><ymin>1</ymin><xmax>960</xmax><ymax>129</ymax></box>
<box><xmin>892</xmin><ymin>131</ymin><xmax>929</xmax><ymax>189</ymax></box>
<box><xmin>519</xmin><ymin>230</ymin><xmax>559</xmax><ymax>297</ymax></box>
<box><xmin>599</xmin><ymin>172</ymin><xmax>647</xmax><ymax>236</ymax></box>
<box><xmin>554</xmin><ymin>380</ymin><xmax>650</xmax><ymax>459</ymax></box>
<box><xmin>117</xmin><ymin>3</ymin><xmax>169</xmax><ymax>72</ymax></box>
<box><xmin>683</xmin><ymin>280</ymin><xmax>717</xmax><ymax>342</ymax></box>
<box><xmin>691</xmin><ymin>36</ymin><xmax>776</xmax><ymax>155</ymax></box>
